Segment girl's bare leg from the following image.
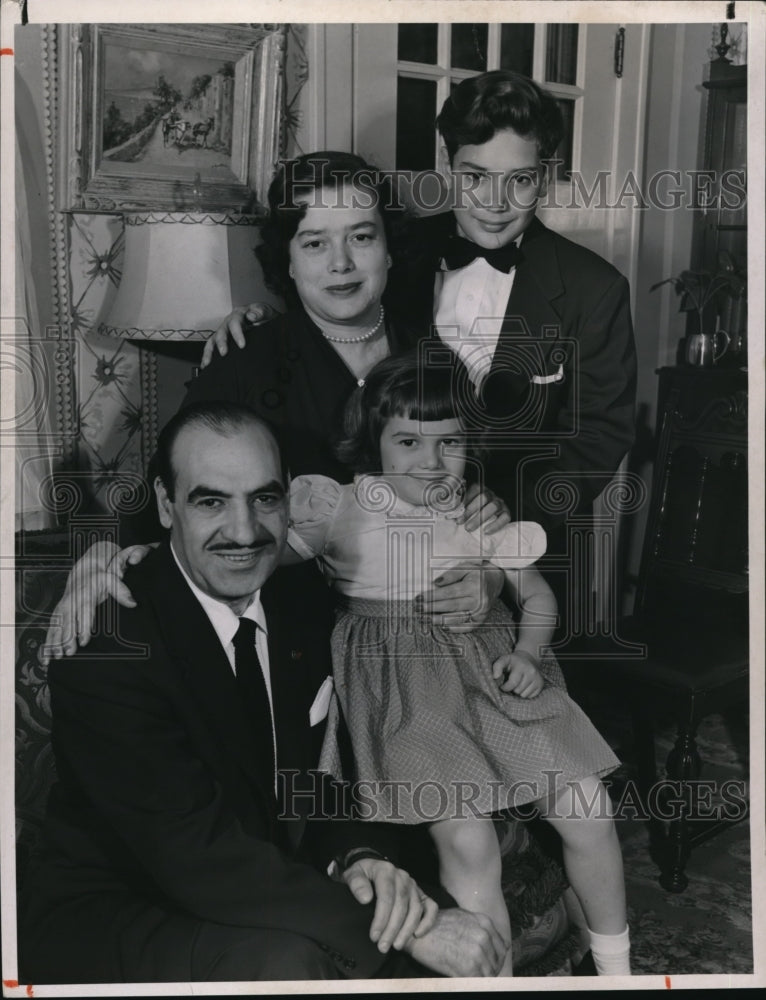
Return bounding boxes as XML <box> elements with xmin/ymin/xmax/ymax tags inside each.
<box><xmin>540</xmin><ymin>775</ymin><xmax>630</xmax><ymax>974</ymax></box>
<box><xmin>562</xmin><ymin>886</ymin><xmax>592</xmax><ymax>964</ymax></box>
<box><xmin>429</xmin><ymin>817</ymin><xmax>514</xmax><ymax>977</ymax></box>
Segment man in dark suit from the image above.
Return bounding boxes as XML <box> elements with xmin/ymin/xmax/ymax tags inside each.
<box><xmin>19</xmin><ymin>401</ymin><xmax>505</xmax><ymax>983</ymax></box>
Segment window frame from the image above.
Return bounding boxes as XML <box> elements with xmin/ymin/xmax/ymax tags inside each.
<box><xmin>395</xmin><ymin>22</ymin><xmax>586</xmax><ymax>178</ymax></box>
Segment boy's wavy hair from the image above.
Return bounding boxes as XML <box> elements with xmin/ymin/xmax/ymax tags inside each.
<box><xmin>335</xmin><ymin>350</ymin><xmax>487</xmax><ymax>479</ymax></box>
<box><xmin>256</xmin><ymin>151</ymin><xmax>411</xmax><ymax>304</ymax></box>
<box><xmin>436</xmin><ymin>70</ymin><xmax>564</xmax><ymax>163</ymax></box>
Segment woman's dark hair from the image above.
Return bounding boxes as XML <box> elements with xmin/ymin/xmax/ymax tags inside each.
<box><xmin>436</xmin><ymin>70</ymin><xmax>564</xmax><ymax>163</ymax></box>
<box><xmin>256</xmin><ymin>151</ymin><xmax>410</xmax><ymax>302</ymax></box>
<box><xmin>336</xmin><ymin>350</ymin><xmax>483</xmax><ymax>475</ymax></box>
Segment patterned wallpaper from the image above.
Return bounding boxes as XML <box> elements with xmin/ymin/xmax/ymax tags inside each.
<box><xmin>68</xmin><ymin>213</ymin><xmax>145</xmax><ymax>499</ymax></box>
<box><xmin>283</xmin><ymin>24</ymin><xmax>309</xmax><ymax>156</ymax></box>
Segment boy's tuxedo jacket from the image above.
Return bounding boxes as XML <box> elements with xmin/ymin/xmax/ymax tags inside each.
<box><xmin>21</xmin><ymin>544</ymin><xmax>399</xmax><ymax>979</ymax></box>
<box><xmin>391</xmin><ymin>213</ymin><xmax>637</xmax><ymax>531</ymax></box>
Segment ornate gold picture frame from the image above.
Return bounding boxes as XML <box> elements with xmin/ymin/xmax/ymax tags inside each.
<box><xmin>56</xmin><ymin>23</ymin><xmax>286</xmax><ymax>212</ymax></box>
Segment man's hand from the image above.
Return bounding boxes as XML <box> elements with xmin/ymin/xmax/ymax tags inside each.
<box><xmin>342</xmin><ymin>858</ymin><xmax>438</xmax><ymax>953</ymax></box>
<box><xmin>457</xmin><ymin>482</ymin><xmax>511</xmax><ymax>536</ymax></box>
<box><xmin>41</xmin><ymin>543</ymin><xmax>153</xmax><ymax>664</ymax></box>
<box><xmin>415</xmin><ymin>563</ymin><xmax>505</xmax><ymax>632</ymax></box>
<box><xmin>200</xmin><ymin>302</ymin><xmax>277</xmax><ymax>368</ymax></box>
<box><xmin>492</xmin><ymin>649</ymin><xmax>544</xmax><ymax>698</ymax></box>
<box><xmin>403</xmin><ymin>907</ymin><xmax>508</xmax><ymax>977</ymax></box>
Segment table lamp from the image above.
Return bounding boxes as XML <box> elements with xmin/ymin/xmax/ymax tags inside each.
<box><xmin>98</xmin><ymin>209</ymin><xmax>273</xmax><ymax>342</ymax></box>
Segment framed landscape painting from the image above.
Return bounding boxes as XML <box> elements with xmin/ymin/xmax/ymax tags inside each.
<box><xmin>56</xmin><ymin>24</ymin><xmax>286</xmax><ymax>212</ymax></box>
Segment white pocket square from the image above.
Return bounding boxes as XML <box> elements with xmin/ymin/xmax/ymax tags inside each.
<box><xmin>309</xmin><ymin>675</ymin><xmax>334</xmax><ymax>726</ymax></box>
<box><xmin>531</xmin><ymin>363</ymin><xmax>564</xmax><ymax>385</ymax></box>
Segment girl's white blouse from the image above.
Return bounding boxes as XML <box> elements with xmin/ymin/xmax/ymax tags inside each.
<box><xmin>287</xmin><ymin>474</ymin><xmax>547</xmax><ymax>601</ymax></box>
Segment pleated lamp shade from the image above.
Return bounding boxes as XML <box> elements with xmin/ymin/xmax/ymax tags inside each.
<box><xmin>98</xmin><ymin>211</ymin><xmax>271</xmax><ymax>341</ymax></box>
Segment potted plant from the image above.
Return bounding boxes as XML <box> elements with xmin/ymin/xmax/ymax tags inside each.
<box><xmin>651</xmin><ymin>251</ymin><xmax>747</xmax><ymax>365</ymax></box>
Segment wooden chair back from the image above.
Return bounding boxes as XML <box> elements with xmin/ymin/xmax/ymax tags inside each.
<box><xmin>636</xmin><ymin>380</ymin><xmax>748</xmax><ymax>629</ymax></box>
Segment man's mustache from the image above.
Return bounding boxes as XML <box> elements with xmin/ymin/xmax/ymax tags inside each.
<box><xmin>207</xmin><ymin>540</ymin><xmax>274</xmax><ymax>553</ymax></box>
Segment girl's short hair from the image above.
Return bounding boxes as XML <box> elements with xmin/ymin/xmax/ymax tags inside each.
<box><xmin>256</xmin><ymin>151</ymin><xmax>410</xmax><ymax>303</ymax></box>
<box><xmin>336</xmin><ymin>350</ymin><xmax>481</xmax><ymax>474</ymax></box>
<box><xmin>436</xmin><ymin>70</ymin><xmax>564</xmax><ymax>163</ymax></box>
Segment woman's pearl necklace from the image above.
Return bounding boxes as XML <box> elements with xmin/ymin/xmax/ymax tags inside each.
<box><xmin>319</xmin><ymin>305</ymin><xmax>385</xmax><ymax>344</ymax></box>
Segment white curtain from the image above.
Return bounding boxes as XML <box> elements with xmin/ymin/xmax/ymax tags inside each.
<box><xmin>14</xmin><ymin>139</ymin><xmax>55</xmax><ymax>531</ymax></box>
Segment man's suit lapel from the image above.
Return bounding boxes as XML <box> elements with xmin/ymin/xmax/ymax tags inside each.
<box><xmin>143</xmin><ymin>546</ymin><xmax>279</xmax><ymax>814</ymax></box>
<box><xmin>476</xmin><ymin>218</ymin><xmax>567</xmax><ymax>410</ymax></box>
<box><xmin>261</xmin><ymin>578</ymin><xmax>317</xmax><ymax>850</ymax></box>
<box><xmin>502</xmin><ymin>216</ymin><xmax>564</xmax><ymax>342</ymax></box>
<box><xmin>261</xmin><ymin>581</ymin><xmax>313</xmax><ymax>774</ymax></box>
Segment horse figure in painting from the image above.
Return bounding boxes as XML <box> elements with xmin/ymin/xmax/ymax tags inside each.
<box><xmin>192</xmin><ymin>117</ymin><xmax>216</xmax><ymax>148</ymax></box>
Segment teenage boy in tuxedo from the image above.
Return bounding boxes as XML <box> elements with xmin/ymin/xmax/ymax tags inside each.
<box><xmin>399</xmin><ymin>70</ymin><xmax>637</xmax><ymax>634</ymax></box>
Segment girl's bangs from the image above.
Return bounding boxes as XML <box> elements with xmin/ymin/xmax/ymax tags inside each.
<box><xmin>385</xmin><ymin>378</ymin><xmax>460</xmax><ymax>424</ymax></box>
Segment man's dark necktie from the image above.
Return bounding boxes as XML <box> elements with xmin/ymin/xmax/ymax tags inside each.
<box><xmin>441</xmin><ymin>235</ymin><xmax>523</xmax><ymax>274</ymax></box>
<box><xmin>232</xmin><ymin>617</ymin><xmax>275</xmax><ymax>786</ymax></box>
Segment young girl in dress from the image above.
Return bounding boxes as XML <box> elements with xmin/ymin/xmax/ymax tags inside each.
<box><xmin>284</xmin><ymin>352</ymin><xmax>631</xmax><ymax>977</ymax></box>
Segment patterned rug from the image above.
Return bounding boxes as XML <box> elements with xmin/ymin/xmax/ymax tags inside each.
<box><xmin>621</xmin><ymin>820</ymin><xmax>752</xmax><ymax>975</ymax></box>
<box><xmin>590</xmin><ymin>699</ymin><xmax>753</xmax><ymax>976</ymax></box>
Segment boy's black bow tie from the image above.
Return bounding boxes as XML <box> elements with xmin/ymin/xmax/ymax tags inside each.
<box><xmin>441</xmin><ymin>235</ymin><xmax>523</xmax><ymax>274</ymax></box>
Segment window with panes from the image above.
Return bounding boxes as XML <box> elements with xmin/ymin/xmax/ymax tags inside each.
<box><xmin>395</xmin><ymin>23</ymin><xmax>580</xmax><ymax>179</ymax></box>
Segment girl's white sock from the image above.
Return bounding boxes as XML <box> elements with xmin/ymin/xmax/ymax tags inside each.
<box><xmin>587</xmin><ymin>926</ymin><xmax>631</xmax><ymax>976</ymax></box>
